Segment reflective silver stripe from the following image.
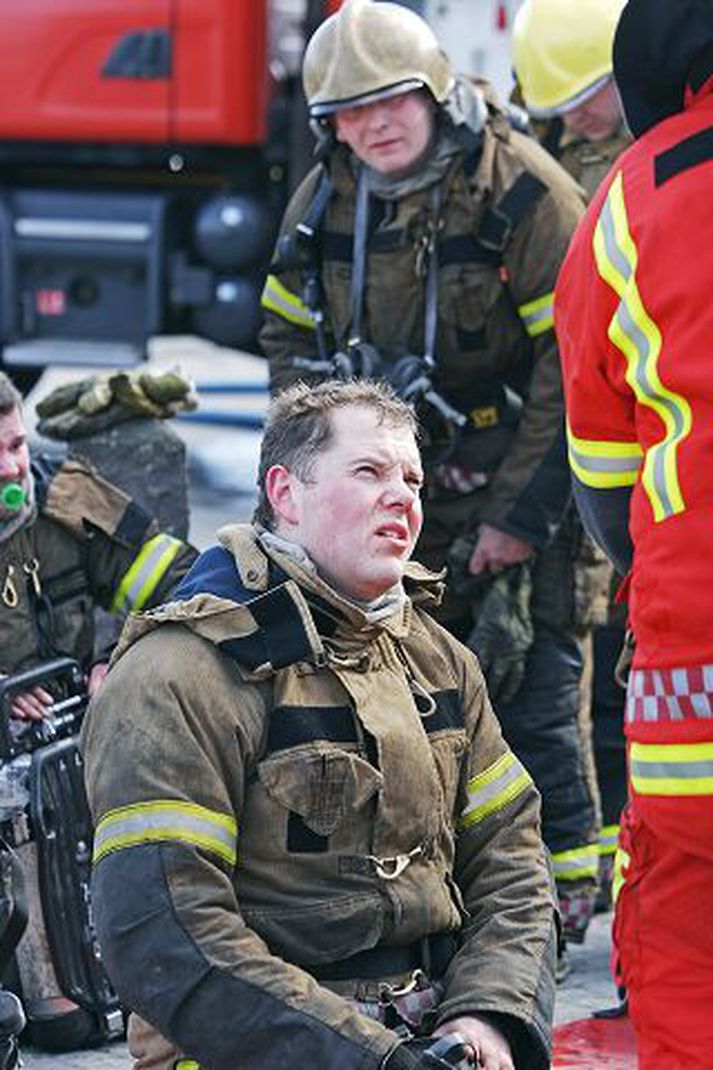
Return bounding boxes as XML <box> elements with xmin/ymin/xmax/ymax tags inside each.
<box><xmin>261</xmin><ymin>275</ymin><xmax>316</xmax><ymax>330</ymax></box>
<box><xmin>614</xmin><ymin>298</ymin><xmax>685</xmax><ymax>518</ymax></box>
<box><xmin>458</xmin><ymin>752</ymin><xmax>532</xmax><ymax>830</ymax></box>
<box><xmin>630</xmin><ymin>741</ymin><xmax>713</xmax><ymax>796</ymax></box>
<box><xmin>551</xmin><ymin>844</ymin><xmax>599</xmax><ymax>880</ymax></box>
<box><xmin>93</xmin><ymin>800</ymin><xmax>238</xmax><ymax>867</ymax></box>
<box><xmin>518</xmin><ymin>293</ymin><xmax>554</xmax><ymax>337</ymax></box>
<box><xmin>111</xmin><ymin>533</ymin><xmax>182</xmax><ymax>613</ymax></box>
<box><xmin>568</xmin><ymin>440</ymin><xmax>641</xmax><ymax>484</ymax></box>
<box><xmin>594</xmin><ymin>172</ymin><xmax>691</xmax><ymax>521</ymax></box>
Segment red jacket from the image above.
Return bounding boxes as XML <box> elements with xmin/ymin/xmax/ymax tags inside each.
<box><xmin>555</xmin><ymin>84</ymin><xmax>713</xmax><ymax>673</ymax></box>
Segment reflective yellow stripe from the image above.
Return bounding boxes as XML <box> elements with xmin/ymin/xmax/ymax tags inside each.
<box><xmin>261</xmin><ymin>274</ymin><xmax>316</xmax><ymax>330</ymax></box>
<box><xmin>457</xmin><ymin>752</ymin><xmax>533</xmax><ymax>831</ymax></box>
<box><xmin>567</xmin><ymin>424</ymin><xmax>643</xmax><ymax>489</ymax></box>
<box><xmin>551</xmin><ymin>843</ymin><xmax>599</xmax><ymax>881</ymax></box>
<box><xmin>593</xmin><ymin>172</ymin><xmax>692</xmax><ymax>521</ymax></box>
<box><xmin>176</xmin><ymin>1063</ymin><xmax>201</xmax><ymax>1070</ymax></box>
<box><xmin>93</xmin><ymin>800</ymin><xmax>238</xmax><ymax>867</ymax></box>
<box><xmin>518</xmin><ymin>291</ymin><xmax>555</xmax><ymax>337</ymax></box>
<box><xmin>612</xmin><ymin>846</ymin><xmax>630</xmax><ymax>905</ymax></box>
<box><xmin>599</xmin><ymin>824</ymin><xmax>619</xmax><ymax>856</ymax></box>
<box><xmin>630</xmin><ymin>740</ymin><xmax>713</xmax><ymax>795</ymax></box>
<box><xmin>111</xmin><ymin>533</ymin><xmax>182</xmax><ymax>614</ymax></box>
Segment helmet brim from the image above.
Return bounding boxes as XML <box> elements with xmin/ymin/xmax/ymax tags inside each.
<box><xmin>309</xmin><ymin>78</ymin><xmax>428</xmax><ymax>119</ymax></box>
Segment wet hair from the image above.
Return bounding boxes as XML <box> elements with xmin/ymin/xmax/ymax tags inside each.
<box><xmin>254</xmin><ymin>378</ymin><xmax>418</xmax><ymax>530</ymax></box>
<box><xmin>0</xmin><ymin>373</ymin><xmax>22</xmax><ymax>417</ymax></box>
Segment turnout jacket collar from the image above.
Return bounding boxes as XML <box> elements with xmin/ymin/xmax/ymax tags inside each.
<box><xmin>112</xmin><ymin>523</ymin><xmax>445</xmax><ymax>677</ymax></box>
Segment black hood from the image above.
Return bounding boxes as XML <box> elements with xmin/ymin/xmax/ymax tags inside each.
<box><xmin>614</xmin><ymin>0</ymin><xmax>713</xmax><ymax>137</ymax></box>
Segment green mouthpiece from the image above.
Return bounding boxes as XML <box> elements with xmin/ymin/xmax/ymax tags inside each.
<box><xmin>0</xmin><ymin>483</ymin><xmax>25</xmax><ymax>511</ymax></box>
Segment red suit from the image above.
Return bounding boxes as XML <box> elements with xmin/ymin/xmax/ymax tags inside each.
<box><xmin>555</xmin><ymin>2</ymin><xmax>713</xmax><ymax>1063</ymax></box>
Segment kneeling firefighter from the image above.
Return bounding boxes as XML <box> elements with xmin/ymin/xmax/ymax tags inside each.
<box><xmin>260</xmin><ymin>0</ymin><xmax>600</xmax><ymax>947</ymax></box>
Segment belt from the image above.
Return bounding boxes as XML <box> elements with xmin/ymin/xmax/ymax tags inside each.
<box><xmin>308</xmin><ymin>930</ymin><xmax>458</xmax><ymax>983</ymax></box>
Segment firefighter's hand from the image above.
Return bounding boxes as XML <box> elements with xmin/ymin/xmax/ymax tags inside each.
<box><xmin>8</xmin><ymin>686</ymin><xmax>53</xmax><ymax>721</ymax></box>
<box><xmin>434</xmin><ymin>1016</ymin><xmax>514</xmax><ymax>1070</ymax></box>
<box><xmin>87</xmin><ymin>662</ymin><xmax>109</xmax><ymax>697</ymax></box>
<box><xmin>465</xmin><ymin>563</ymin><xmax>534</xmax><ymax>706</ymax></box>
<box><xmin>468</xmin><ymin>524</ymin><xmax>532</xmax><ymax>576</ymax></box>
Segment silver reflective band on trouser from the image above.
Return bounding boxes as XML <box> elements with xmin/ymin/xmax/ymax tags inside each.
<box><xmin>111</xmin><ymin>533</ymin><xmax>183</xmax><ymax>613</ymax></box>
<box><xmin>551</xmin><ymin>844</ymin><xmax>599</xmax><ymax>881</ymax></box>
<box><xmin>93</xmin><ymin>800</ymin><xmax>238</xmax><ymax>867</ymax></box>
<box><xmin>457</xmin><ymin>751</ymin><xmax>532</xmax><ymax>831</ymax></box>
<box><xmin>630</xmin><ymin>741</ymin><xmax>713</xmax><ymax>796</ymax></box>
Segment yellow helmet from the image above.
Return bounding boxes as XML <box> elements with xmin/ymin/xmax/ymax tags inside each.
<box><xmin>512</xmin><ymin>0</ymin><xmax>626</xmax><ymax>118</ymax></box>
<box><xmin>303</xmin><ymin>0</ymin><xmax>453</xmax><ymax>119</ymax></box>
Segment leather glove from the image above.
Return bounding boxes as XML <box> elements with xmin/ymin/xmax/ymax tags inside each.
<box><xmin>465</xmin><ymin>562</ymin><xmax>534</xmax><ymax>706</ymax></box>
<box><xmin>383</xmin><ymin>1034</ymin><xmax>474</xmax><ymax>1069</ymax></box>
<box><xmin>36</xmin><ymin>370</ymin><xmax>197</xmax><ymax>440</ymax></box>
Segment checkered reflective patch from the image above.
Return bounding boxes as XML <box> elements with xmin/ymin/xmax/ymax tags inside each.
<box><xmin>626</xmin><ymin>665</ymin><xmax>713</xmax><ymax>723</ymax></box>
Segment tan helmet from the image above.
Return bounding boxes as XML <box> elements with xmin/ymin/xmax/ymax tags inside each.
<box><xmin>512</xmin><ymin>0</ymin><xmax>626</xmax><ymax>118</ymax></box>
<box><xmin>303</xmin><ymin>0</ymin><xmax>453</xmax><ymax>118</ymax></box>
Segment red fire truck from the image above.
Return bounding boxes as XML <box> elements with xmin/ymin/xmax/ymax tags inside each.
<box><xmin>0</xmin><ymin>0</ymin><xmax>343</xmax><ymax>388</ymax></box>
<box><xmin>0</xmin><ymin>0</ymin><xmax>521</xmax><ymax>388</ymax></box>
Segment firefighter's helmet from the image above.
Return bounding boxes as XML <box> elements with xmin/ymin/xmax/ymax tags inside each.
<box><xmin>512</xmin><ymin>0</ymin><xmax>625</xmax><ymax>118</ymax></box>
<box><xmin>303</xmin><ymin>0</ymin><xmax>453</xmax><ymax>118</ymax></box>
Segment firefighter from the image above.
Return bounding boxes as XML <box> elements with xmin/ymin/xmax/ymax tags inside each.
<box><xmin>512</xmin><ymin>0</ymin><xmax>633</xmax><ymax>917</ymax></box>
<box><xmin>0</xmin><ymin>369</ymin><xmax>197</xmax><ymax>1048</ymax></box>
<box><xmin>83</xmin><ymin>379</ymin><xmax>557</xmax><ymax>1070</ymax></box>
<box><xmin>555</xmin><ymin>0</ymin><xmax>713</xmax><ymax>1064</ymax></box>
<box><xmin>512</xmin><ymin>0</ymin><xmax>630</xmax><ymax>200</ymax></box>
<box><xmin>259</xmin><ymin>0</ymin><xmax>598</xmax><ymax>963</ymax></box>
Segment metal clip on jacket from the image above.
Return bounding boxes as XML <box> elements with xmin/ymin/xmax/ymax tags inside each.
<box><xmin>367</xmin><ymin>845</ymin><xmax>423</xmax><ymax>881</ymax></box>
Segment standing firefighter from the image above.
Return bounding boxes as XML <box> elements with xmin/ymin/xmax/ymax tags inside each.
<box><xmin>555</xmin><ymin>0</ymin><xmax>713</xmax><ymax>1064</ymax></box>
<box><xmin>83</xmin><ymin>379</ymin><xmax>557</xmax><ymax>1070</ymax></box>
<box><xmin>260</xmin><ymin>0</ymin><xmax>595</xmax><ymax>964</ymax></box>
<box><xmin>513</xmin><ymin>0</ymin><xmax>633</xmax><ymax>919</ymax></box>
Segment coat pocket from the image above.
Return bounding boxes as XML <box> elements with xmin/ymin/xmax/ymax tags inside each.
<box><xmin>258</xmin><ymin>745</ymin><xmax>383</xmax><ymax>837</ymax></box>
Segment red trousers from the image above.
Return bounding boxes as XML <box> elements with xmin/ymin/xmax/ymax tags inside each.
<box><xmin>615</xmin><ymin>794</ymin><xmax>713</xmax><ymax>1069</ymax></box>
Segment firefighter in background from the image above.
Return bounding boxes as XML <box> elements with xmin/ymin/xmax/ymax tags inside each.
<box><xmin>0</xmin><ymin>370</ymin><xmax>197</xmax><ymax>1049</ymax></box>
<box><xmin>555</xmin><ymin>0</ymin><xmax>713</xmax><ymax>1063</ymax></box>
<box><xmin>512</xmin><ymin>0</ymin><xmax>630</xmax><ymax>200</ymax></box>
<box><xmin>259</xmin><ymin>0</ymin><xmax>599</xmax><ymax>961</ymax></box>
<box><xmin>513</xmin><ymin>0</ymin><xmax>632</xmax><ymax>914</ymax></box>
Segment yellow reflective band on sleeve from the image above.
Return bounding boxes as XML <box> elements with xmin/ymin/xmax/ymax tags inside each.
<box><xmin>630</xmin><ymin>741</ymin><xmax>713</xmax><ymax>796</ymax></box>
<box><xmin>551</xmin><ymin>843</ymin><xmax>600</xmax><ymax>881</ymax></box>
<box><xmin>261</xmin><ymin>274</ymin><xmax>316</xmax><ymax>330</ymax></box>
<box><xmin>612</xmin><ymin>846</ymin><xmax>630</xmax><ymax>906</ymax></box>
<box><xmin>93</xmin><ymin>800</ymin><xmax>238</xmax><ymax>867</ymax></box>
<box><xmin>457</xmin><ymin>752</ymin><xmax>533</xmax><ymax>832</ymax></box>
<box><xmin>567</xmin><ymin>424</ymin><xmax>643</xmax><ymax>489</ymax></box>
<box><xmin>599</xmin><ymin>824</ymin><xmax>620</xmax><ymax>857</ymax></box>
<box><xmin>111</xmin><ymin>533</ymin><xmax>182</xmax><ymax>614</ymax></box>
<box><xmin>176</xmin><ymin>1062</ymin><xmax>201</xmax><ymax>1070</ymax></box>
<box><xmin>593</xmin><ymin>172</ymin><xmax>692</xmax><ymax>521</ymax></box>
<box><xmin>518</xmin><ymin>292</ymin><xmax>555</xmax><ymax>337</ymax></box>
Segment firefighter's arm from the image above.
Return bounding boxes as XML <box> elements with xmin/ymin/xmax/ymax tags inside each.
<box><xmin>433</xmin><ymin>654</ymin><xmax>556</xmax><ymax>1070</ymax></box>
<box><xmin>81</xmin><ymin>626</ymin><xmax>398</xmax><ymax>1070</ymax></box>
<box><xmin>259</xmin><ymin>167</ymin><xmax>334</xmax><ymax>396</ymax></box>
<box><xmin>479</xmin><ymin>185</ymin><xmax>583</xmax><ymax>549</ymax></box>
<box><xmin>42</xmin><ymin>458</ymin><xmax>197</xmax><ymax>614</ymax></box>
<box><xmin>554</xmin><ymin>188</ymin><xmax>639</xmax><ymax>574</ymax></box>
